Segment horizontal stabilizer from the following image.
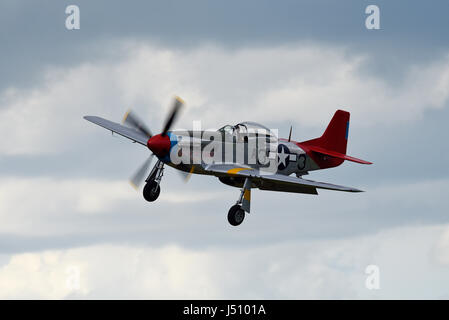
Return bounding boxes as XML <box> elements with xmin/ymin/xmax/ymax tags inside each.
<box><xmin>307</xmin><ymin>145</ymin><xmax>372</xmax><ymax>165</ymax></box>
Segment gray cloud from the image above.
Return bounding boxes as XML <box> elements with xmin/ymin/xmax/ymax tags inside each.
<box><xmin>1</xmin><ymin>0</ymin><xmax>449</xmax><ymax>299</ymax></box>
<box><xmin>1</xmin><ymin>224</ymin><xmax>449</xmax><ymax>299</ymax></box>
<box><xmin>2</xmin><ymin>0</ymin><xmax>449</xmax><ymax>92</ymax></box>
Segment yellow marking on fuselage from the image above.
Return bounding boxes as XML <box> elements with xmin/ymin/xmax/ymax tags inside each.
<box><xmin>227</xmin><ymin>167</ymin><xmax>252</xmax><ymax>175</ymax></box>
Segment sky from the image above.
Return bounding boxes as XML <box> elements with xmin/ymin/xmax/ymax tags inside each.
<box><xmin>0</xmin><ymin>0</ymin><xmax>449</xmax><ymax>299</ymax></box>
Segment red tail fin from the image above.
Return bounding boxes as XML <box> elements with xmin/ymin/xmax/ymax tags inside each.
<box><xmin>298</xmin><ymin>110</ymin><xmax>372</xmax><ymax>167</ymax></box>
<box><xmin>319</xmin><ymin>109</ymin><xmax>349</xmax><ymax>154</ymax></box>
<box><xmin>302</xmin><ymin>110</ymin><xmax>349</xmax><ymax>154</ymax></box>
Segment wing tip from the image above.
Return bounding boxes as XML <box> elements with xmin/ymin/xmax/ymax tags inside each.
<box><xmin>175</xmin><ymin>95</ymin><xmax>185</xmax><ymax>104</ymax></box>
<box><xmin>129</xmin><ymin>180</ymin><xmax>139</xmax><ymax>191</ymax></box>
<box><xmin>83</xmin><ymin>115</ymin><xmax>96</xmax><ymax>122</ymax></box>
<box><xmin>122</xmin><ymin>109</ymin><xmax>132</xmax><ymax>124</ymax></box>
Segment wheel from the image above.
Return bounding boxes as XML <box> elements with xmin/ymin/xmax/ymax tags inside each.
<box><xmin>227</xmin><ymin>204</ymin><xmax>245</xmax><ymax>226</ymax></box>
<box><xmin>143</xmin><ymin>180</ymin><xmax>160</xmax><ymax>202</ymax></box>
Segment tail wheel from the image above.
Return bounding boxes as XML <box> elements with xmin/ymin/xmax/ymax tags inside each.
<box><xmin>228</xmin><ymin>204</ymin><xmax>245</xmax><ymax>226</ymax></box>
<box><xmin>143</xmin><ymin>180</ymin><xmax>160</xmax><ymax>202</ymax></box>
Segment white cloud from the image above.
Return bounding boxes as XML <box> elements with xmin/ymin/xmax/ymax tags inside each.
<box><xmin>0</xmin><ymin>174</ymin><xmax>448</xmax><ymax>253</ymax></box>
<box><xmin>1</xmin><ymin>42</ymin><xmax>449</xmax><ymax>155</ymax></box>
<box><xmin>1</xmin><ymin>223</ymin><xmax>449</xmax><ymax>299</ymax></box>
<box><xmin>433</xmin><ymin>227</ymin><xmax>449</xmax><ymax>266</ymax></box>
<box><xmin>0</xmin><ymin>250</ymin><xmax>90</xmax><ymax>299</ymax></box>
<box><xmin>0</xmin><ymin>176</ymin><xmax>227</xmax><ymax>236</ymax></box>
<box><xmin>0</xmin><ymin>178</ymin><xmax>134</xmax><ymax>233</ymax></box>
<box><xmin>0</xmin><ymin>174</ymin><xmax>448</xmax><ymax>299</ymax></box>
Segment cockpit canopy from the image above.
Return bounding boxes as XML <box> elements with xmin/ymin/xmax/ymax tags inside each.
<box><xmin>218</xmin><ymin>121</ymin><xmax>276</xmax><ymax>140</ymax></box>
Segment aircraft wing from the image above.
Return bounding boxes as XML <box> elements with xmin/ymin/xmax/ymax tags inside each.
<box><xmin>203</xmin><ymin>164</ymin><xmax>363</xmax><ymax>194</ymax></box>
<box><xmin>84</xmin><ymin>116</ymin><xmax>149</xmax><ymax>146</ymax></box>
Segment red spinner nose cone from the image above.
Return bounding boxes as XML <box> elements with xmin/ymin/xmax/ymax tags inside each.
<box><xmin>147</xmin><ymin>134</ymin><xmax>171</xmax><ymax>157</ymax></box>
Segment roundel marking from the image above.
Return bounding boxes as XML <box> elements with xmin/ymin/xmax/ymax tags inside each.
<box><xmin>277</xmin><ymin>144</ymin><xmax>290</xmax><ymax>170</ymax></box>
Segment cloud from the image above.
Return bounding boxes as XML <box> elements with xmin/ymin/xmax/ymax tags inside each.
<box><xmin>0</xmin><ymin>176</ymin><xmax>227</xmax><ymax>238</ymax></box>
<box><xmin>0</xmin><ymin>174</ymin><xmax>448</xmax><ymax>254</ymax></box>
<box><xmin>1</xmin><ymin>42</ymin><xmax>449</xmax><ymax>155</ymax></box>
<box><xmin>0</xmin><ymin>177</ymin><xmax>134</xmax><ymax>235</ymax></box>
<box><xmin>433</xmin><ymin>227</ymin><xmax>449</xmax><ymax>266</ymax></box>
<box><xmin>1</xmin><ymin>223</ymin><xmax>449</xmax><ymax>299</ymax></box>
<box><xmin>1</xmin><ymin>1</ymin><xmax>448</xmax><ymax>301</ymax></box>
<box><xmin>1</xmin><ymin>40</ymin><xmax>448</xmax><ymax>299</ymax></box>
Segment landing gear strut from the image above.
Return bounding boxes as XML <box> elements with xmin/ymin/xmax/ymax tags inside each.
<box><xmin>227</xmin><ymin>177</ymin><xmax>251</xmax><ymax>226</ymax></box>
<box><xmin>143</xmin><ymin>160</ymin><xmax>164</xmax><ymax>202</ymax></box>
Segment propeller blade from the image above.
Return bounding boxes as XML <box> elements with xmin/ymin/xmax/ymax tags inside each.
<box><xmin>178</xmin><ymin>166</ymin><xmax>195</xmax><ymax>183</ymax></box>
<box><xmin>288</xmin><ymin>126</ymin><xmax>292</xmax><ymax>142</ymax></box>
<box><xmin>129</xmin><ymin>154</ymin><xmax>154</xmax><ymax>189</ymax></box>
<box><xmin>161</xmin><ymin>96</ymin><xmax>184</xmax><ymax>136</ymax></box>
<box><xmin>122</xmin><ymin>109</ymin><xmax>153</xmax><ymax>138</ymax></box>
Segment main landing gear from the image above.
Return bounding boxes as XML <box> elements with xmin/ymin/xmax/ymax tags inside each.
<box><xmin>143</xmin><ymin>160</ymin><xmax>164</xmax><ymax>202</ymax></box>
<box><xmin>227</xmin><ymin>177</ymin><xmax>251</xmax><ymax>226</ymax></box>
<box><xmin>228</xmin><ymin>204</ymin><xmax>245</xmax><ymax>226</ymax></box>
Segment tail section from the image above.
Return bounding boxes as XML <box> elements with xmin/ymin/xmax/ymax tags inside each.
<box><xmin>298</xmin><ymin>110</ymin><xmax>372</xmax><ymax>168</ymax></box>
<box><xmin>306</xmin><ymin>110</ymin><xmax>350</xmax><ymax>154</ymax></box>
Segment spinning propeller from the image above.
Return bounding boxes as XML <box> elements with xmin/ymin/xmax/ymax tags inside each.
<box><xmin>124</xmin><ymin>96</ymin><xmax>185</xmax><ymax>189</ymax></box>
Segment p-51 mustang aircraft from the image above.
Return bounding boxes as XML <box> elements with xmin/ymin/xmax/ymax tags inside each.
<box><xmin>84</xmin><ymin>97</ymin><xmax>372</xmax><ymax>226</ymax></box>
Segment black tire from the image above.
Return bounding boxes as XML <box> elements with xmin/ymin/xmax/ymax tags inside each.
<box><xmin>227</xmin><ymin>205</ymin><xmax>245</xmax><ymax>226</ymax></box>
<box><xmin>143</xmin><ymin>180</ymin><xmax>160</xmax><ymax>202</ymax></box>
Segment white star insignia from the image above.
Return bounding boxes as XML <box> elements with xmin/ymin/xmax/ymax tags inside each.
<box><xmin>278</xmin><ymin>147</ymin><xmax>289</xmax><ymax>167</ymax></box>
